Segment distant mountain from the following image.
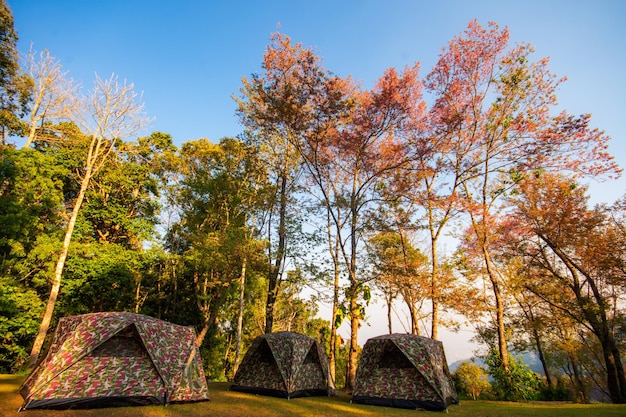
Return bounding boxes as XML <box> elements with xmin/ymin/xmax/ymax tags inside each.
<box><xmin>449</xmin><ymin>351</ymin><xmax>544</xmax><ymax>376</ymax></box>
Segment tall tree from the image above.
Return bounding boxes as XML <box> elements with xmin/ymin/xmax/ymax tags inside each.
<box><xmin>235</xmin><ymin>33</ymin><xmax>307</xmax><ymax>334</ymax></box>
<box><xmin>0</xmin><ymin>0</ymin><xmax>31</xmax><ymax>144</ymax></box>
<box><xmin>426</xmin><ymin>20</ymin><xmax>620</xmax><ymax>373</ymax></box>
<box><xmin>507</xmin><ymin>173</ymin><xmax>625</xmax><ymax>403</ymax></box>
<box><xmin>26</xmin><ymin>74</ymin><xmax>149</xmax><ymax>368</ymax></box>
<box><xmin>169</xmin><ymin>138</ymin><xmax>265</xmax><ymax>352</ymax></box>
<box><xmin>406</xmin><ymin>92</ymin><xmax>464</xmax><ymax>340</ymax></box>
<box><xmin>236</xmin><ymin>32</ymin><xmax>425</xmax><ymax>387</ymax></box>
<box><xmin>297</xmin><ymin>66</ymin><xmax>424</xmax><ymax>388</ymax></box>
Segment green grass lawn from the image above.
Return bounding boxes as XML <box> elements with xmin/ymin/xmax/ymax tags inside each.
<box><xmin>2</xmin><ymin>375</ymin><xmax>626</xmax><ymax>417</ymax></box>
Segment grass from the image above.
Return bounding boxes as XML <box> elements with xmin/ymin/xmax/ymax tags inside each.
<box><xmin>2</xmin><ymin>375</ymin><xmax>626</xmax><ymax>417</ymax></box>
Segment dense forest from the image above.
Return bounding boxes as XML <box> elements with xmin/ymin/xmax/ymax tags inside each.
<box><xmin>0</xmin><ymin>1</ymin><xmax>624</xmax><ymax>403</ymax></box>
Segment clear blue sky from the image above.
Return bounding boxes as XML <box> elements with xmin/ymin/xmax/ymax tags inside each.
<box><xmin>9</xmin><ymin>0</ymin><xmax>626</xmax><ymax>359</ymax></box>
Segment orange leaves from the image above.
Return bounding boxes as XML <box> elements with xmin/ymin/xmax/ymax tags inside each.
<box><xmin>422</xmin><ymin>19</ymin><xmax>621</xmax><ymax>211</ymax></box>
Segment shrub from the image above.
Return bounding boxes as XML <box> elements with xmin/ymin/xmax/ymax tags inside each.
<box><xmin>484</xmin><ymin>348</ymin><xmax>543</xmax><ymax>401</ymax></box>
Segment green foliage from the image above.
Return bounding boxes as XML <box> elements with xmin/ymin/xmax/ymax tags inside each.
<box><xmin>0</xmin><ymin>148</ymin><xmax>66</xmax><ymax>270</ymax></box>
<box><xmin>0</xmin><ymin>131</ymin><xmax>179</xmax><ymax>371</ymax></box>
<box><xmin>0</xmin><ymin>0</ymin><xmax>32</xmax><ymax>141</ymax></box>
<box><xmin>0</xmin><ymin>147</ymin><xmax>68</xmax><ymax>372</ymax></box>
<box><xmin>484</xmin><ymin>348</ymin><xmax>543</xmax><ymax>401</ymax></box>
<box><xmin>0</xmin><ymin>277</ymin><xmax>43</xmax><ymax>372</ymax></box>
<box><xmin>199</xmin><ymin>327</ymin><xmax>231</xmax><ymax>382</ymax></box>
<box><xmin>59</xmin><ymin>242</ymin><xmax>140</xmax><ymax>315</ymax></box>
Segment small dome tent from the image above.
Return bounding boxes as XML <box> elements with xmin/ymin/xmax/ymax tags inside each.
<box><xmin>352</xmin><ymin>333</ymin><xmax>458</xmax><ymax>411</ymax></box>
<box><xmin>231</xmin><ymin>331</ymin><xmax>333</xmax><ymax>398</ymax></box>
<box><xmin>19</xmin><ymin>312</ymin><xmax>209</xmax><ymax>410</ymax></box>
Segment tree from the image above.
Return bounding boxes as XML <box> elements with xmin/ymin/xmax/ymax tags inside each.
<box><xmin>368</xmin><ymin>231</ymin><xmax>430</xmax><ymax>335</ymax></box>
<box><xmin>406</xmin><ymin>78</ymin><xmax>467</xmax><ymax>340</ymax></box>
<box><xmin>57</xmin><ymin>132</ymin><xmax>175</xmax><ymax>317</ymax></box>
<box><xmin>0</xmin><ymin>275</ymin><xmax>43</xmax><ymax>372</ymax></box>
<box><xmin>298</xmin><ymin>66</ymin><xmax>423</xmax><ymax>388</ymax></box>
<box><xmin>0</xmin><ymin>146</ymin><xmax>67</xmax><ymax>370</ymax></box>
<box><xmin>484</xmin><ymin>347</ymin><xmax>543</xmax><ymax>401</ymax></box>
<box><xmin>237</xmin><ymin>32</ymin><xmax>425</xmax><ymax>388</ymax></box>
<box><xmin>167</xmin><ymin>137</ymin><xmax>267</xmax><ymax>373</ymax></box>
<box><xmin>452</xmin><ymin>361</ymin><xmax>490</xmax><ymax>400</ymax></box>
<box><xmin>21</xmin><ymin>48</ymin><xmax>78</xmax><ymax>148</ymax></box>
<box><xmin>26</xmin><ymin>74</ymin><xmax>149</xmax><ymax>368</ymax></box>
<box><xmin>235</xmin><ymin>33</ymin><xmax>308</xmax><ymax>335</ymax></box>
<box><xmin>426</xmin><ymin>20</ymin><xmax>620</xmax><ymax>374</ymax></box>
<box><xmin>506</xmin><ymin>173</ymin><xmax>626</xmax><ymax>403</ymax></box>
<box><xmin>0</xmin><ymin>0</ymin><xmax>31</xmax><ymax>144</ymax></box>
<box><xmin>506</xmin><ymin>262</ymin><xmax>556</xmax><ymax>387</ymax></box>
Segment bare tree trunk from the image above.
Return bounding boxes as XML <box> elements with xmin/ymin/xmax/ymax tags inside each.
<box><xmin>265</xmin><ymin>174</ymin><xmax>287</xmax><ymax>334</ymax></box>
<box><xmin>532</xmin><ymin>326</ymin><xmax>552</xmax><ymax>387</ymax></box>
<box><xmin>134</xmin><ymin>270</ymin><xmax>145</xmax><ymax>313</ymax></box>
<box><xmin>484</xmin><ymin>247</ymin><xmax>509</xmax><ymax>371</ymax></box>
<box><xmin>326</xmin><ymin>203</ymin><xmax>341</xmax><ymax>383</ymax></box>
<box><xmin>408</xmin><ymin>302</ymin><xmax>420</xmax><ymax>335</ymax></box>
<box><xmin>431</xmin><ymin>241</ymin><xmax>439</xmax><ymax>339</ymax></box>
<box><xmin>329</xmin><ymin>252</ymin><xmax>340</xmax><ymax>384</ymax></box>
<box><xmin>233</xmin><ymin>256</ymin><xmax>247</xmax><ymax>375</ymax></box>
<box><xmin>346</xmin><ymin>207</ymin><xmax>360</xmax><ymax>390</ymax></box>
<box><xmin>222</xmin><ymin>334</ymin><xmax>233</xmax><ymax>380</ymax></box>
<box><xmin>347</xmin><ymin>284</ymin><xmax>359</xmax><ymax>390</ymax></box>
<box><xmin>194</xmin><ymin>267</ymin><xmax>214</xmax><ymax>348</ymax></box>
<box><xmin>386</xmin><ymin>290</ymin><xmax>393</xmax><ymax>334</ymax></box>
<box><xmin>196</xmin><ymin>323</ymin><xmax>210</xmax><ymax>348</ymax></box>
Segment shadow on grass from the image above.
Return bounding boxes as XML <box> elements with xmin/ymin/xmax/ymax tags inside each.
<box><xmin>3</xmin><ymin>376</ymin><xmax>626</xmax><ymax>417</ymax></box>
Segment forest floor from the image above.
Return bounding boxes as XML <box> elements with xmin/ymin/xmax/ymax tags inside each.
<box><xmin>3</xmin><ymin>375</ymin><xmax>626</xmax><ymax>417</ymax></box>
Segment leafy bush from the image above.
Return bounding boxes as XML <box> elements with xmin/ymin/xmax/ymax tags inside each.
<box><xmin>484</xmin><ymin>348</ymin><xmax>543</xmax><ymax>401</ymax></box>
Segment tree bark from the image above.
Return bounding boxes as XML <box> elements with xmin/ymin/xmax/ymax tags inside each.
<box><xmin>265</xmin><ymin>174</ymin><xmax>287</xmax><ymax>334</ymax></box>
<box><xmin>407</xmin><ymin>299</ymin><xmax>419</xmax><ymax>335</ymax></box>
<box><xmin>233</xmin><ymin>256</ymin><xmax>247</xmax><ymax>375</ymax></box>
<box><xmin>346</xmin><ymin>283</ymin><xmax>359</xmax><ymax>390</ymax></box>
<box><xmin>329</xmin><ymin>240</ymin><xmax>340</xmax><ymax>383</ymax></box>
<box><xmin>431</xmin><ymin>240</ymin><xmax>439</xmax><ymax>339</ymax></box>
<box><xmin>386</xmin><ymin>291</ymin><xmax>393</xmax><ymax>334</ymax></box>
<box><xmin>346</xmin><ymin>203</ymin><xmax>360</xmax><ymax>390</ymax></box>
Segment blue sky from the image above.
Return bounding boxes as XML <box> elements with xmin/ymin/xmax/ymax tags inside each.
<box><xmin>9</xmin><ymin>0</ymin><xmax>626</xmax><ymax>359</ymax></box>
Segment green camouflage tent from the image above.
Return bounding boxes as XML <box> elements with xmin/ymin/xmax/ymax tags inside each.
<box><xmin>19</xmin><ymin>312</ymin><xmax>209</xmax><ymax>410</ymax></box>
<box><xmin>352</xmin><ymin>333</ymin><xmax>458</xmax><ymax>411</ymax></box>
<box><xmin>231</xmin><ymin>331</ymin><xmax>333</xmax><ymax>398</ymax></box>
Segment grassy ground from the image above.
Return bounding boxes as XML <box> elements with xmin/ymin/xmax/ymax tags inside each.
<box><xmin>3</xmin><ymin>375</ymin><xmax>626</xmax><ymax>417</ymax></box>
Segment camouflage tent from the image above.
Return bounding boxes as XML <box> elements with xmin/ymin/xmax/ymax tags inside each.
<box><xmin>231</xmin><ymin>331</ymin><xmax>333</xmax><ymax>398</ymax></box>
<box><xmin>19</xmin><ymin>312</ymin><xmax>209</xmax><ymax>410</ymax></box>
<box><xmin>352</xmin><ymin>333</ymin><xmax>458</xmax><ymax>411</ymax></box>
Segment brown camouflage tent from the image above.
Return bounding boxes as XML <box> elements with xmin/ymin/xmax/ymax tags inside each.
<box><xmin>352</xmin><ymin>333</ymin><xmax>458</xmax><ymax>411</ymax></box>
<box><xmin>231</xmin><ymin>331</ymin><xmax>333</xmax><ymax>398</ymax></box>
<box><xmin>19</xmin><ymin>312</ymin><xmax>209</xmax><ymax>410</ymax></box>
